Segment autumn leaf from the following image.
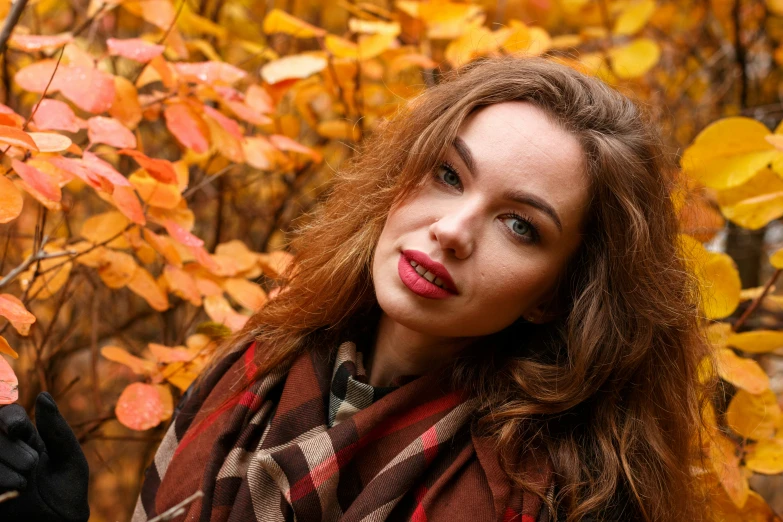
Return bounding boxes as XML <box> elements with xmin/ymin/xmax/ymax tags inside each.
<box><xmin>111</xmin><ymin>185</ymin><xmax>146</xmax><ymax>225</ymax></box>
<box><xmin>101</xmin><ymin>346</ymin><xmax>157</xmax><ymax>375</ymax></box>
<box><xmin>0</xmin><ymin>336</ymin><xmax>18</xmax><ymax>359</ymax></box>
<box><xmin>0</xmin><ymin>176</ymin><xmax>23</xmax><ymax>223</ymax></box>
<box><xmin>14</xmin><ymin>59</ymin><xmax>66</xmax><ymax>93</ymax></box>
<box><xmin>118</xmin><ymin>149</ymin><xmax>178</xmax><ymax>184</ymax></box>
<box><xmin>127</xmin><ymin>267</ymin><xmax>170</xmax><ymax>311</ymax></box>
<box><xmin>28</xmin><ymin>132</ymin><xmax>72</xmax><ymax>153</ymax></box>
<box><xmin>88</xmin><ymin>116</ymin><xmax>137</xmax><ymax>148</ymax></box>
<box><xmin>164</xmin><ymin>103</ymin><xmax>210</xmax><ymax>153</ymax></box>
<box><xmin>0</xmin><ymin>356</ymin><xmax>18</xmax><ymax>405</ymax></box>
<box><xmin>726</xmin><ymin>389</ymin><xmax>782</xmax><ymax>440</ymax></box>
<box><xmin>726</xmin><ymin>330</ymin><xmax>783</xmax><ymax>354</ymax></box>
<box><xmin>9</xmin><ymin>32</ymin><xmax>73</xmax><ymax>51</ymax></box>
<box><xmin>172</xmin><ymin>61</ymin><xmax>247</xmax><ymax>85</ymax></box>
<box><xmin>83</xmin><ymin>151</ymin><xmax>131</xmax><ymax>188</ymax></box>
<box><xmin>106</xmin><ymin>38</ymin><xmax>165</xmax><ymax>62</ymax></box>
<box><xmin>58</xmin><ymin>66</ymin><xmax>116</xmax><ymax>114</ymax></box>
<box><xmin>260</xmin><ymin>54</ymin><xmax>327</xmax><ymax>85</ymax></box>
<box><xmin>745</xmin><ymin>439</ymin><xmax>783</xmax><ymax>474</ymax></box>
<box><xmin>223</xmin><ymin>278</ymin><xmax>267</xmax><ymax>311</ymax></box>
<box><xmin>115</xmin><ymin>382</ymin><xmax>168</xmax><ymax>430</ymax></box>
<box><xmin>613</xmin><ymin>0</ymin><xmax>656</xmax><ymax>36</ymax></box>
<box><xmin>203</xmin><ymin>294</ymin><xmax>249</xmax><ymax>331</ymax></box>
<box><xmin>0</xmin><ymin>125</ymin><xmax>38</xmax><ymax>150</ymax></box>
<box><xmin>31</xmin><ymin>99</ymin><xmax>82</xmax><ymax>132</ymax></box>
<box><xmin>608</xmin><ymin>38</ymin><xmax>661</xmax><ymax>79</ymax></box>
<box><xmin>714</xmin><ymin>349</ymin><xmax>770</xmax><ymax>394</ymax></box>
<box><xmin>163</xmin><ymin>265</ymin><xmax>202</xmax><ymax>305</ymax></box>
<box><xmin>262</xmin><ymin>8</ymin><xmax>326</xmax><ymax>38</ymax></box>
<box><xmin>12</xmin><ymin>159</ymin><xmax>61</xmax><ymax>201</ymax></box>
<box><xmin>149</xmin><ymin>343</ymin><xmax>194</xmax><ymax>363</ymax></box>
<box><xmin>0</xmin><ymin>294</ymin><xmax>36</xmax><ymax>325</ymax></box>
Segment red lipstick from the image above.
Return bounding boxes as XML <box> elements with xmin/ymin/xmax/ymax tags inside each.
<box><xmin>397</xmin><ymin>250</ymin><xmax>458</xmax><ymax>299</ymax></box>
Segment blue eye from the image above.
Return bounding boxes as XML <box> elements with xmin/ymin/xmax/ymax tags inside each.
<box><xmin>435</xmin><ymin>162</ymin><xmax>462</xmax><ymax>188</ymax></box>
<box><xmin>501</xmin><ymin>214</ymin><xmax>539</xmax><ymax>244</ymax></box>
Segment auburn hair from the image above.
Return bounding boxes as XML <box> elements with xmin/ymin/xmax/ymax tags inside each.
<box><xmin>211</xmin><ymin>56</ymin><xmax>712</xmax><ymax>521</ymax></box>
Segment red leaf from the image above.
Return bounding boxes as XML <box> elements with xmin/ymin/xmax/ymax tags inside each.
<box><xmin>82</xmin><ymin>152</ymin><xmax>131</xmax><ymax>187</ymax></box>
<box><xmin>163</xmin><ymin>219</ymin><xmax>204</xmax><ymax>247</ymax></box>
<box><xmin>106</xmin><ymin>38</ymin><xmax>165</xmax><ymax>63</ymax></box>
<box><xmin>14</xmin><ymin>60</ymin><xmax>66</xmax><ymax>93</ymax></box>
<box><xmin>10</xmin><ymin>33</ymin><xmax>73</xmax><ymax>52</ymax></box>
<box><xmin>87</xmin><ymin>116</ymin><xmax>137</xmax><ymax>148</ymax></box>
<box><xmin>172</xmin><ymin>61</ymin><xmax>247</xmax><ymax>85</ymax></box>
<box><xmin>59</xmin><ymin>67</ymin><xmax>115</xmax><ymax>114</ymax></box>
<box><xmin>115</xmin><ymin>382</ymin><xmax>166</xmax><ymax>430</ymax></box>
<box><xmin>0</xmin><ymin>356</ymin><xmax>18</xmax><ymax>405</ymax></box>
<box><xmin>0</xmin><ymin>125</ymin><xmax>38</xmax><ymax>151</ymax></box>
<box><xmin>32</xmin><ymin>99</ymin><xmax>83</xmax><ymax>133</ymax></box>
<box><xmin>112</xmin><ymin>185</ymin><xmax>146</xmax><ymax>225</ymax></box>
<box><xmin>11</xmin><ymin>159</ymin><xmax>60</xmax><ymax>201</ymax></box>
<box><xmin>163</xmin><ymin>103</ymin><xmax>209</xmax><ymax>153</ymax></box>
<box><xmin>202</xmin><ymin>105</ymin><xmax>243</xmax><ymax>140</ymax></box>
<box><xmin>118</xmin><ymin>149</ymin><xmax>177</xmax><ymax>184</ymax></box>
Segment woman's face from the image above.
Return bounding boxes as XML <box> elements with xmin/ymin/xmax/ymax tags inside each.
<box><xmin>371</xmin><ymin>101</ymin><xmax>590</xmax><ymax>339</ymax></box>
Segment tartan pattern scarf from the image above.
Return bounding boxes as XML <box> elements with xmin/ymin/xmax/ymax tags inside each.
<box><xmin>132</xmin><ymin>340</ymin><xmax>553</xmax><ymax>522</ymax></box>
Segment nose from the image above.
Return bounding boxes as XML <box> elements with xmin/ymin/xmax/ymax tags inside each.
<box><xmin>429</xmin><ymin>203</ymin><xmax>476</xmax><ymax>259</ymax></box>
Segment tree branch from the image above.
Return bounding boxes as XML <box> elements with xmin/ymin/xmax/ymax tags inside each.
<box><xmin>0</xmin><ymin>0</ymin><xmax>30</xmax><ymax>54</ymax></box>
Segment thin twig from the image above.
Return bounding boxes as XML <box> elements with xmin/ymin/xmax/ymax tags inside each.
<box><xmin>0</xmin><ymin>249</ymin><xmax>74</xmax><ymax>289</ymax></box>
<box><xmin>733</xmin><ymin>269</ymin><xmax>781</xmax><ymax>332</ymax></box>
<box><xmin>0</xmin><ymin>0</ymin><xmax>30</xmax><ymax>54</ymax></box>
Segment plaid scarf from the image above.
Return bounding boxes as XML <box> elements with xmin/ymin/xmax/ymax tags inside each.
<box><xmin>132</xmin><ymin>341</ymin><xmax>553</xmax><ymax>522</ymax></box>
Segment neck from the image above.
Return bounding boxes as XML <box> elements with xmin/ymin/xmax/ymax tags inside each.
<box><xmin>365</xmin><ymin>312</ymin><xmax>472</xmax><ymax>387</ymax></box>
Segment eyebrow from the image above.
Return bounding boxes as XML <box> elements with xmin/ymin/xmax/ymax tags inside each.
<box><xmin>451</xmin><ymin>136</ymin><xmax>563</xmax><ymax>233</ymax></box>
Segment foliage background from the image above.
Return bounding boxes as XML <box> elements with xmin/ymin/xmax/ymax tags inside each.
<box><xmin>0</xmin><ymin>0</ymin><xmax>782</xmax><ymax>520</ymax></box>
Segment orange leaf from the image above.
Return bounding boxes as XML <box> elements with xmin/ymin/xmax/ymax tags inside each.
<box><xmin>129</xmin><ymin>171</ymin><xmax>181</xmax><ymax>208</ymax></box>
<box><xmin>46</xmin><ymin>156</ymin><xmax>101</xmax><ymax>190</ymax></box>
<box><xmin>106</xmin><ymin>38</ymin><xmax>165</xmax><ymax>63</ymax></box>
<box><xmin>14</xmin><ymin>59</ymin><xmax>66</xmax><ymax>93</ymax></box>
<box><xmin>83</xmin><ymin>151</ymin><xmax>131</xmax><ymax>187</ymax></box>
<box><xmin>224</xmin><ymin>278</ymin><xmax>267</xmax><ymax>311</ymax></box>
<box><xmin>111</xmin><ymin>185</ymin><xmax>146</xmax><ymax>225</ymax></box>
<box><xmin>127</xmin><ymin>267</ymin><xmax>170</xmax><ymax>311</ymax></box>
<box><xmin>143</xmin><ymin>229</ymin><xmax>182</xmax><ymax>267</ymax></box>
<box><xmin>0</xmin><ymin>125</ymin><xmax>38</xmax><ymax>150</ymax></box>
<box><xmin>0</xmin><ymin>294</ymin><xmax>35</xmax><ymax>324</ymax></box>
<box><xmin>149</xmin><ymin>343</ymin><xmax>194</xmax><ymax>363</ymax></box>
<box><xmin>269</xmin><ymin>134</ymin><xmax>322</xmax><ymax>163</ymax></box>
<box><xmin>172</xmin><ymin>61</ymin><xmax>247</xmax><ymax>85</ymax></box>
<box><xmin>12</xmin><ymin>159</ymin><xmax>60</xmax><ymax>201</ymax></box>
<box><xmin>0</xmin><ymin>176</ymin><xmax>23</xmax><ymax>223</ymax></box>
<box><xmin>80</xmin><ymin>211</ymin><xmax>131</xmax><ymax>245</ymax></box>
<box><xmin>115</xmin><ymin>382</ymin><xmax>167</xmax><ymax>430</ymax></box>
<box><xmin>119</xmin><ymin>149</ymin><xmax>177</xmax><ymax>184</ymax></box>
<box><xmin>109</xmin><ymin>76</ymin><xmax>142</xmax><ymax>129</ymax></box>
<box><xmin>0</xmin><ymin>356</ymin><xmax>18</xmax><ymax>405</ymax></box>
<box><xmin>0</xmin><ymin>336</ymin><xmax>18</xmax><ymax>359</ymax></box>
<box><xmin>101</xmin><ymin>345</ymin><xmax>157</xmax><ymax>375</ymax></box>
<box><xmin>163</xmin><ymin>264</ymin><xmax>202</xmax><ymax>305</ymax></box>
<box><xmin>245</xmin><ymin>85</ymin><xmax>275</xmax><ymax>114</ymax></box>
<box><xmin>87</xmin><ymin>116</ymin><xmax>137</xmax><ymax>148</ymax></box>
<box><xmin>96</xmin><ymin>250</ymin><xmax>138</xmax><ymax>289</ymax></box>
<box><xmin>164</xmin><ymin>103</ymin><xmax>209</xmax><ymax>153</ymax></box>
<box><xmin>215</xmin><ymin>240</ymin><xmax>258</xmax><ymax>272</ymax></box>
<box><xmin>745</xmin><ymin>439</ymin><xmax>783</xmax><ymax>474</ymax></box>
<box><xmin>242</xmin><ymin>136</ymin><xmax>276</xmax><ymax>170</ymax></box>
<box><xmin>203</xmin><ymin>294</ymin><xmax>249</xmax><ymax>332</ymax></box>
<box><xmin>9</xmin><ymin>32</ymin><xmax>73</xmax><ymax>52</ymax></box>
<box><xmin>59</xmin><ymin>66</ymin><xmax>115</xmax><ymax>114</ymax></box>
<box><xmin>257</xmin><ymin>250</ymin><xmax>294</xmax><ymax>278</ymax></box>
<box><xmin>202</xmin><ymin>105</ymin><xmax>243</xmax><ymax>140</ymax></box>
<box><xmin>27</xmin><ymin>132</ymin><xmax>72</xmax><ymax>153</ymax></box>
<box><xmin>709</xmin><ymin>433</ymin><xmax>749</xmax><ymax>508</ymax></box>
<box><xmin>32</xmin><ymin>99</ymin><xmax>82</xmax><ymax>132</ymax></box>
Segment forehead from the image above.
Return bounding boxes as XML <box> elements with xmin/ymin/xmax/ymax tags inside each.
<box><xmin>455</xmin><ymin>101</ymin><xmax>590</xmax><ymax>229</ymax></box>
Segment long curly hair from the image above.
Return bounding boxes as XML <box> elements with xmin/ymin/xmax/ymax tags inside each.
<box><xmin>216</xmin><ymin>56</ymin><xmax>712</xmax><ymax>521</ymax></box>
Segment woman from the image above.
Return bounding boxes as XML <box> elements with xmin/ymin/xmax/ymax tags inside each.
<box><xmin>0</xmin><ymin>56</ymin><xmax>710</xmax><ymax>522</ymax></box>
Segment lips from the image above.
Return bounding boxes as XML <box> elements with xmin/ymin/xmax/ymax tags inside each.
<box><xmin>401</xmin><ymin>250</ymin><xmax>458</xmax><ymax>294</ymax></box>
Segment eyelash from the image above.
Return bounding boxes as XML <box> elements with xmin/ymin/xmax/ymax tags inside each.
<box><xmin>433</xmin><ymin>161</ymin><xmax>541</xmax><ymax>244</ymax></box>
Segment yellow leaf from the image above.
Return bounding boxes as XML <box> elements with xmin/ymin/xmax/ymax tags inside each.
<box><xmin>0</xmin><ymin>336</ymin><xmax>18</xmax><ymax>359</ymax></box>
<box><xmin>502</xmin><ymin>21</ymin><xmax>551</xmax><ymax>56</ymax></box>
<box><xmin>679</xmin><ymin>235</ymin><xmax>741</xmax><ymax>319</ymax></box>
<box><xmin>720</xmin><ymin>190</ymin><xmax>783</xmax><ymax>230</ymax></box>
<box><xmin>316</xmin><ymin>119</ymin><xmax>361</xmax><ymax>141</ymax></box>
<box><xmin>726</xmin><ymin>389</ymin><xmax>781</xmax><ymax>440</ymax></box>
<box><xmin>262</xmin><ymin>9</ymin><xmax>326</xmax><ymax>38</ymax></box>
<box><xmin>80</xmin><ymin>211</ymin><xmax>131</xmax><ymax>247</ymax></box>
<box><xmin>223</xmin><ymin>278</ymin><xmax>267</xmax><ymax>311</ymax></box>
<box><xmin>608</xmin><ymin>38</ymin><xmax>660</xmax><ymax>79</ymax></box>
<box><xmin>767</xmin><ymin>0</ymin><xmax>783</xmax><ymax>16</ymax></box>
<box><xmin>770</xmin><ymin>248</ymin><xmax>783</xmax><ymax>269</ymax></box>
<box><xmin>445</xmin><ymin>26</ymin><xmax>505</xmax><ymax>68</ymax></box>
<box><xmin>705</xmin><ymin>322</ymin><xmax>732</xmax><ymax>348</ymax></box>
<box><xmin>613</xmin><ymin>0</ymin><xmax>656</xmax><ymax>36</ymax></box>
<box><xmin>214</xmin><ymin>240</ymin><xmax>257</xmax><ymax>272</ymax></box>
<box><xmin>348</xmin><ymin>18</ymin><xmax>401</xmax><ymax>35</ymax></box>
<box><xmin>714</xmin><ymin>349</ymin><xmax>770</xmax><ymax>394</ymax></box>
<box><xmin>97</xmin><ymin>250</ymin><xmax>138</xmax><ymax>289</ymax></box>
<box><xmin>325</xmin><ymin>33</ymin><xmax>396</xmax><ymax>61</ymax></box>
<box><xmin>682</xmin><ymin>118</ymin><xmax>778</xmax><ymax>190</ymax></box>
<box><xmin>727</xmin><ymin>330</ymin><xmax>783</xmax><ymax>354</ymax></box>
<box><xmin>129</xmin><ymin>171</ymin><xmax>182</xmax><ymax>209</ymax></box>
<box><xmin>161</xmin><ymin>360</ymin><xmax>200</xmax><ymax>391</ymax></box>
<box><xmin>163</xmin><ymin>265</ymin><xmax>202</xmax><ymax>306</ymax></box>
<box><xmin>203</xmin><ymin>294</ymin><xmax>249</xmax><ymax>332</ymax></box>
<box><xmin>745</xmin><ymin>439</ymin><xmax>783</xmax><ymax>474</ymax></box>
<box><xmin>260</xmin><ymin>54</ymin><xmax>327</xmax><ymax>85</ymax></box>
<box><xmin>708</xmin><ymin>432</ymin><xmax>749</xmax><ymax>508</ymax></box>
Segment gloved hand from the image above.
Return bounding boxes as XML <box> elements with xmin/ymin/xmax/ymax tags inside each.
<box><xmin>0</xmin><ymin>392</ymin><xmax>90</xmax><ymax>522</ymax></box>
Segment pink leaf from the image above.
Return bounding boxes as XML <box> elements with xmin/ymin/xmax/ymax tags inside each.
<box><xmin>163</xmin><ymin>104</ymin><xmax>209</xmax><ymax>153</ymax></box>
<box><xmin>106</xmin><ymin>38</ymin><xmax>165</xmax><ymax>63</ymax></box>
<box><xmin>32</xmin><ymin>99</ymin><xmax>83</xmax><ymax>133</ymax></box>
<box><xmin>269</xmin><ymin>134</ymin><xmax>322</xmax><ymax>163</ymax></box>
<box><xmin>59</xmin><ymin>66</ymin><xmax>115</xmax><ymax>114</ymax></box>
<box><xmin>46</xmin><ymin>156</ymin><xmax>102</xmax><ymax>189</ymax></box>
<box><xmin>172</xmin><ymin>61</ymin><xmax>247</xmax><ymax>85</ymax></box>
<box><xmin>0</xmin><ymin>356</ymin><xmax>18</xmax><ymax>405</ymax></box>
<box><xmin>88</xmin><ymin>116</ymin><xmax>137</xmax><ymax>148</ymax></box>
<box><xmin>202</xmin><ymin>105</ymin><xmax>243</xmax><ymax>140</ymax></box>
<box><xmin>11</xmin><ymin>159</ymin><xmax>60</xmax><ymax>201</ymax></box>
<box><xmin>115</xmin><ymin>382</ymin><xmax>166</xmax><ymax>431</ymax></box>
<box><xmin>10</xmin><ymin>33</ymin><xmax>73</xmax><ymax>52</ymax></box>
<box><xmin>14</xmin><ymin>60</ymin><xmax>66</xmax><ymax>93</ymax></box>
<box><xmin>0</xmin><ymin>294</ymin><xmax>36</xmax><ymax>324</ymax></box>
<box><xmin>163</xmin><ymin>219</ymin><xmax>204</xmax><ymax>247</ymax></box>
<box><xmin>82</xmin><ymin>152</ymin><xmax>131</xmax><ymax>187</ymax></box>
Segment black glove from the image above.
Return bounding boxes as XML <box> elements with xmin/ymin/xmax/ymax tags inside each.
<box><xmin>0</xmin><ymin>392</ymin><xmax>90</xmax><ymax>522</ymax></box>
